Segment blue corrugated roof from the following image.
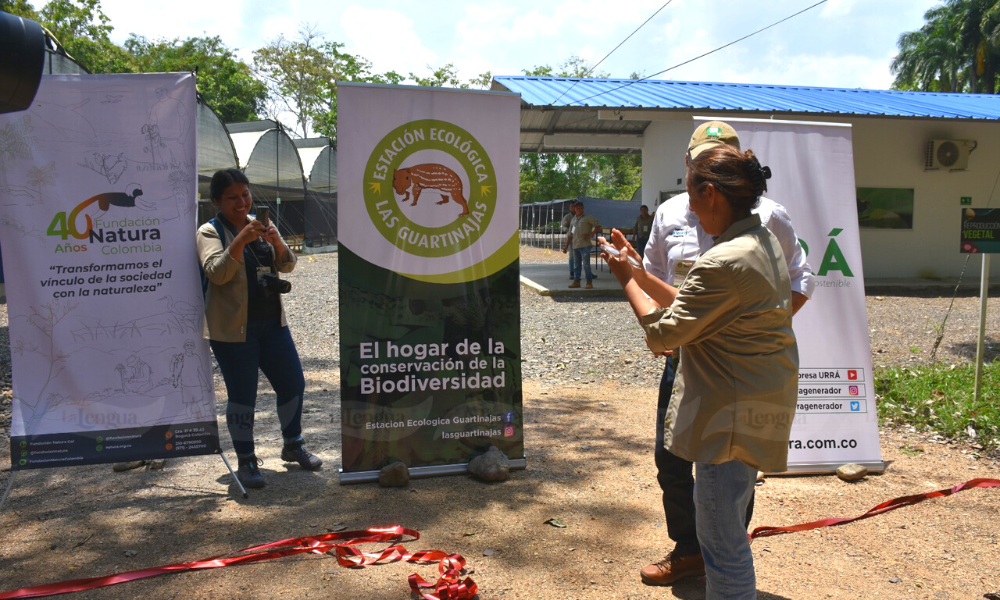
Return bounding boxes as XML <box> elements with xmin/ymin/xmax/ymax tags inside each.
<box><xmin>493</xmin><ymin>76</ymin><xmax>1000</xmax><ymax>120</ymax></box>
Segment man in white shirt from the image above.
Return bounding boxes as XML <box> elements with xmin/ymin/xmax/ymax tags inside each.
<box><xmin>639</xmin><ymin>120</ymin><xmax>815</xmax><ymax>586</ymax></box>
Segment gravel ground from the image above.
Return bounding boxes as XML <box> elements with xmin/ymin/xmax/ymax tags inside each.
<box><xmin>518</xmin><ymin>244</ymin><xmax>1000</xmax><ymax>377</ymax></box>
<box><xmin>0</xmin><ymin>249</ymin><xmax>997</xmax><ymax>600</ymax></box>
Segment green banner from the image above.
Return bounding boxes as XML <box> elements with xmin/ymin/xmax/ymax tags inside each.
<box><xmin>337</xmin><ymin>84</ymin><xmax>522</xmax><ymax>479</ymax></box>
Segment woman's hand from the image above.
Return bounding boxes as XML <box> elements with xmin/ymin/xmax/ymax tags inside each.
<box><xmin>262</xmin><ymin>224</ymin><xmax>282</xmax><ymax>247</ymax></box>
<box><xmin>609</xmin><ymin>229</ymin><xmax>644</xmax><ymax>272</ymax></box>
<box><xmin>227</xmin><ymin>220</ymin><xmax>264</xmax><ymax>262</ymax></box>
<box><xmin>234</xmin><ymin>220</ymin><xmax>264</xmax><ymax>246</ymax></box>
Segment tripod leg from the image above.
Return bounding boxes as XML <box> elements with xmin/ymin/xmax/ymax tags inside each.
<box><xmin>220</xmin><ymin>454</ymin><xmax>248</xmax><ymax>499</ymax></box>
<box><xmin>0</xmin><ymin>470</ymin><xmax>17</xmax><ymax>513</ymax></box>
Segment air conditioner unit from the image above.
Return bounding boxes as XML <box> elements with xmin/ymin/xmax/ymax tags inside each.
<box><xmin>925</xmin><ymin>139</ymin><xmax>976</xmax><ymax>170</ymax></box>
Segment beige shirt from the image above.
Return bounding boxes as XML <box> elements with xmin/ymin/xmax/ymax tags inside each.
<box><xmin>197</xmin><ymin>218</ymin><xmax>296</xmax><ymax>342</ymax></box>
<box><xmin>569</xmin><ymin>213</ymin><xmax>601</xmax><ymax>250</ymax></box>
<box><xmin>634</xmin><ymin>214</ymin><xmax>654</xmax><ymax>238</ymax></box>
<box><xmin>640</xmin><ymin>214</ymin><xmax>799</xmax><ymax>472</ymax></box>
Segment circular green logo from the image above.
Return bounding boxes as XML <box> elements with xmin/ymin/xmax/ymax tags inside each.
<box><xmin>364</xmin><ymin>119</ymin><xmax>496</xmax><ymax>258</ymax></box>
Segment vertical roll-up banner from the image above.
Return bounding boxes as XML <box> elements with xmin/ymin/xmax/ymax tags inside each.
<box><xmin>714</xmin><ymin>117</ymin><xmax>884</xmax><ymax>473</ymax></box>
<box><xmin>338</xmin><ymin>83</ymin><xmax>522</xmax><ymax>483</ymax></box>
<box><xmin>0</xmin><ymin>73</ymin><xmax>219</xmax><ymax>470</ymax></box>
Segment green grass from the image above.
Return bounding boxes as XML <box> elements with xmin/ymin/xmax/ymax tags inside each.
<box><xmin>876</xmin><ymin>362</ymin><xmax>999</xmax><ymax>453</ymax></box>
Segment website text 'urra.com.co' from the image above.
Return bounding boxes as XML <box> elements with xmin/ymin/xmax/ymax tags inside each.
<box><xmin>788</xmin><ymin>438</ymin><xmax>858</xmax><ymax>450</ymax></box>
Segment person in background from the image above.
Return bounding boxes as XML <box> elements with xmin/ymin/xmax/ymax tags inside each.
<box><xmin>197</xmin><ymin>168</ymin><xmax>322</xmax><ymax>490</ymax></box>
<box><xmin>603</xmin><ymin>143</ymin><xmax>798</xmax><ymax>600</ymax></box>
<box><xmin>561</xmin><ymin>200</ymin><xmax>579</xmax><ymax>279</ymax></box>
<box><xmin>639</xmin><ymin>121</ymin><xmax>814</xmax><ymax>586</ymax></box>
<box><xmin>564</xmin><ymin>200</ymin><xmax>601</xmax><ymax>289</ymax></box>
<box><xmin>633</xmin><ymin>204</ymin><xmax>654</xmax><ymax>258</ymax></box>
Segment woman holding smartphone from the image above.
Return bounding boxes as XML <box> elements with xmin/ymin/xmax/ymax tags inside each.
<box><xmin>197</xmin><ymin>168</ymin><xmax>321</xmax><ymax>489</ymax></box>
<box><xmin>601</xmin><ymin>145</ymin><xmax>797</xmax><ymax>600</ymax></box>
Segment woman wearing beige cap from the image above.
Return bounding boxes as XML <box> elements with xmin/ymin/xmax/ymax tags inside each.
<box><xmin>602</xmin><ymin>143</ymin><xmax>798</xmax><ymax>600</ymax></box>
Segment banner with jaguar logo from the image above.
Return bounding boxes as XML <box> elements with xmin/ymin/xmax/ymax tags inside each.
<box><xmin>337</xmin><ymin>83</ymin><xmax>521</xmax><ymax>482</ymax></box>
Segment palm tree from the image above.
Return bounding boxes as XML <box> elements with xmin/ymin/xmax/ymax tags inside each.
<box><xmin>892</xmin><ymin>5</ymin><xmax>966</xmax><ymax>92</ymax></box>
<box><xmin>946</xmin><ymin>0</ymin><xmax>1000</xmax><ymax>93</ymax></box>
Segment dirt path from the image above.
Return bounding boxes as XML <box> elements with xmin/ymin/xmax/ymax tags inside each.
<box><xmin>0</xmin><ymin>251</ymin><xmax>998</xmax><ymax>599</ymax></box>
<box><xmin>0</xmin><ymin>381</ymin><xmax>997</xmax><ymax>599</ymax></box>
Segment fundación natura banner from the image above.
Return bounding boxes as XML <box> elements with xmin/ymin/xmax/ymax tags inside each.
<box><xmin>727</xmin><ymin>118</ymin><xmax>884</xmax><ymax>472</ymax></box>
<box><xmin>0</xmin><ymin>73</ymin><xmax>219</xmax><ymax>470</ymax></box>
<box><xmin>337</xmin><ymin>83</ymin><xmax>521</xmax><ymax>481</ymax></box>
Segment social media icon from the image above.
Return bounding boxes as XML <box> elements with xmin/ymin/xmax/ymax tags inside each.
<box><xmin>847</xmin><ymin>370</ymin><xmax>858</xmax><ymax>380</ymax></box>
<box><xmin>503</xmin><ymin>412</ymin><xmax>514</xmax><ymax>423</ymax></box>
<box><xmin>850</xmin><ymin>401</ymin><xmax>860</xmax><ymax>412</ymax></box>
<box><xmin>849</xmin><ymin>385</ymin><xmax>859</xmax><ymax>396</ymax></box>
<box><xmin>503</xmin><ymin>425</ymin><xmax>514</xmax><ymax>437</ymax></box>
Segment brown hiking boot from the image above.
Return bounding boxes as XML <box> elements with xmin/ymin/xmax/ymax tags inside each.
<box><xmin>640</xmin><ymin>551</ymin><xmax>705</xmax><ymax>586</ymax></box>
<box><xmin>568</xmin><ymin>280</ymin><xmax>581</xmax><ymax>288</ymax></box>
<box><xmin>585</xmin><ymin>281</ymin><xmax>593</xmax><ymax>289</ymax></box>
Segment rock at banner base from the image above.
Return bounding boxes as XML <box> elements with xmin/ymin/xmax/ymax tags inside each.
<box><xmin>836</xmin><ymin>463</ymin><xmax>868</xmax><ymax>482</ymax></box>
<box><xmin>147</xmin><ymin>459</ymin><xmax>166</xmax><ymax>471</ymax></box>
<box><xmin>379</xmin><ymin>461</ymin><xmax>410</xmax><ymax>487</ymax></box>
<box><xmin>113</xmin><ymin>461</ymin><xmax>146</xmax><ymax>472</ymax></box>
<box><xmin>467</xmin><ymin>446</ymin><xmax>510</xmax><ymax>482</ymax></box>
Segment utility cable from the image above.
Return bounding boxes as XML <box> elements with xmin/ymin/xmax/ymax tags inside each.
<box><xmin>558</xmin><ymin>0</ymin><xmax>828</xmax><ymax>106</ymax></box>
<box><xmin>548</xmin><ymin>0</ymin><xmax>674</xmax><ymax>105</ymax></box>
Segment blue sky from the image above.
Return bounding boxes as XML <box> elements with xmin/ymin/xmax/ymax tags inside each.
<box><xmin>95</xmin><ymin>0</ymin><xmax>941</xmax><ymax>89</ymax></box>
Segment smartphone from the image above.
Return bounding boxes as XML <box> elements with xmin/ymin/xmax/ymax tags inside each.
<box><xmin>255</xmin><ymin>206</ymin><xmax>270</xmax><ymax>226</ymax></box>
<box><xmin>600</xmin><ymin>242</ymin><xmax>642</xmax><ymax>268</ymax></box>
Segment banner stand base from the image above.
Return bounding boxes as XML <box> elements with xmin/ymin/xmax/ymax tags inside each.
<box><xmin>772</xmin><ymin>461</ymin><xmax>886</xmax><ymax>476</ymax></box>
<box><xmin>339</xmin><ymin>458</ymin><xmax>527</xmax><ymax>485</ymax></box>
<box><xmin>220</xmin><ymin>454</ymin><xmax>248</xmax><ymax>499</ymax></box>
<box><xmin>0</xmin><ymin>470</ymin><xmax>16</xmax><ymax>513</ymax></box>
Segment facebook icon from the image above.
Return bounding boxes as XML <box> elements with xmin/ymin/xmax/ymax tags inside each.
<box><xmin>503</xmin><ymin>411</ymin><xmax>514</xmax><ymax>423</ymax></box>
<box><xmin>850</xmin><ymin>401</ymin><xmax>860</xmax><ymax>412</ymax></box>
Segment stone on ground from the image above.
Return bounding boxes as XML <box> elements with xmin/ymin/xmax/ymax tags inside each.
<box><xmin>379</xmin><ymin>461</ymin><xmax>410</xmax><ymax>487</ymax></box>
<box><xmin>468</xmin><ymin>446</ymin><xmax>510</xmax><ymax>482</ymax></box>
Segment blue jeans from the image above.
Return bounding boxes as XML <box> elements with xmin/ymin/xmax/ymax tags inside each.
<box><xmin>210</xmin><ymin>319</ymin><xmax>305</xmax><ymax>458</ymax></box>
<box><xmin>656</xmin><ymin>358</ymin><xmax>755</xmax><ymax>556</ymax></box>
<box><xmin>568</xmin><ymin>251</ymin><xmax>575</xmax><ymax>277</ymax></box>
<box><xmin>695</xmin><ymin>460</ymin><xmax>758</xmax><ymax>600</ymax></box>
<box><xmin>572</xmin><ymin>246</ymin><xmax>594</xmax><ymax>282</ymax></box>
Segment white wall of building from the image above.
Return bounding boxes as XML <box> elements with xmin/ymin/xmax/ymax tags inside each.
<box><xmin>641</xmin><ymin>116</ymin><xmax>1000</xmax><ymax>279</ymax></box>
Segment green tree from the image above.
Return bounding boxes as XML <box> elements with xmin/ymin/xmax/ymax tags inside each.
<box><xmin>409</xmin><ymin>63</ymin><xmax>493</xmax><ymax>89</ymax></box>
<box><xmin>253</xmin><ymin>25</ymin><xmax>336</xmax><ymax>137</ymax></box>
<box><xmin>891</xmin><ymin>0</ymin><xmax>1000</xmax><ymax>94</ymax></box>
<box><xmin>124</xmin><ymin>35</ymin><xmax>267</xmax><ymax>122</ymax></box>
<box><xmin>891</xmin><ymin>5</ymin><xmax>966</xmax><ymax>92</ymax></box>
<box><xmin>37</xmin><ymin>0</ymin><xmax>133</xmax><ymax>73</ymax></box>
<box><xmin>517</xmin><ymin>57</ymin><xmax>633</xmax><ymax>204</ymax></box>
<box><xmin>309</xmin><ymin>43</ymin><xmax>403</xmax><ymax>139</ymax></box>
<box><xmin>0</xmin><ymin>0</ymin><xmax>38</xmax><ymax>19</ymax></box>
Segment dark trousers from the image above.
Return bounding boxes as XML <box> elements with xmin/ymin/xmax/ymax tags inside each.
<box><xmin>210</xmin><ymin>318</ymin><xmax>305</xmax><ymax>458</ymax></box>
<box><xmin>655</xmin><ymin>357</ymin><xmax>755</xmax><ymax>557</ymax></box>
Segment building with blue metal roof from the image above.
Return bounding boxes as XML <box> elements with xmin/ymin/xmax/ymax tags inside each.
<box><xmin>491</xmin><ymin>76</ymin><xmax>1000</xmax><ymax>279</ymax></box>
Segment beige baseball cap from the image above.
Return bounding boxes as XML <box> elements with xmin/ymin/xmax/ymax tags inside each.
<box><xmin>687</xmin><ymin>121</ymin><xmax>740</xmax><ymax>160</ymax></box>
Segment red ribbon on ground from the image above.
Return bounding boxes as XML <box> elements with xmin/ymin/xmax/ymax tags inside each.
<box><xmin>0</xmin><ymin>526</ymin><xmax>477</xmax><ymax>600</ymax></box>
<box><xmin>750</xmin><ymin>477</ymin><xmax>1000</xmax><ymax>540</ymax></box>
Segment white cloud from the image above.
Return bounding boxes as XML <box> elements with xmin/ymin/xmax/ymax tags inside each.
<box><xmin>101</xmin><ymin>0</ymin><xmax>246</xmax><ymax>47</ymax></box>
<box><xmin>820</xmin><ymin>0</ymin><xmax>858</xmax><ymax>19</ymax></box>
<box><xmin>340</xmin><ymin>6</ymin><xmax>439</xmax><ymax>78</ymax></box>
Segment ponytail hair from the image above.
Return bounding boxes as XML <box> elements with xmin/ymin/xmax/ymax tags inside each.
<box><xmin>687</xmin><ymin>145</ymin><xmax>771</xmax><ymax>216</ymax></box>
